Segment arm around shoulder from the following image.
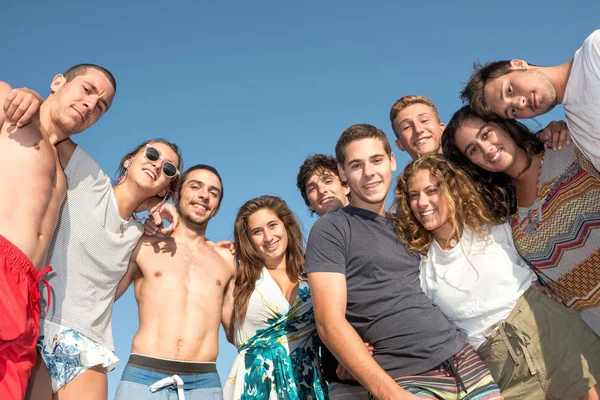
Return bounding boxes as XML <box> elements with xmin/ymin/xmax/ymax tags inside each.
<box><xmin>0</xmin><ymin>81</ymin><xmax>13</xmax><ymax>127</ymax></box>
<box><xmin>115</xmin><ymin>239</ymin><xmax>143</xmax><ymax>300</ymax></box>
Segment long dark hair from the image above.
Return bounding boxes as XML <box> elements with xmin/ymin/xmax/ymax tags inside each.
<box><xmin>442</xmin><ymin>106</ymin><xmax>544</xmax><ymax>221</ymax></box>
<box><xmin>233</xmin><ymin>195</ymin><xmax>305</xmax><ymax>321</ymax></box>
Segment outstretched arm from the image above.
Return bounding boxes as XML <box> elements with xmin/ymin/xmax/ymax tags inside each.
<box><xmin>308</xmin><ymin>272</ymin><xmax>417</xmax><ymax>400</ymax></box>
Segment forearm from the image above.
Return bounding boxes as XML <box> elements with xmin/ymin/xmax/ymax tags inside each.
<box><xmin>317</xmin><ymin>316</ymin><xmax>412</xmax><ymax>400</ymax></box>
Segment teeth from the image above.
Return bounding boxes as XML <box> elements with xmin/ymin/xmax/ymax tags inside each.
<box><xmin>491</xmin><ymin>150</ymin><xmax>501</xmax><ymax>162</ymax></box>
<box><xmin>421</xmin><ymin>210</ymin><xmax>435</xmax><ymax>216</ymax></box>
<box><xmin>265</xmin><ymin>241</ymin><xmax>279</xmax><ymax>250</ymax></box>
<box><xmin>321</xmin><ymin>198</ymin><xmax>333</xmax><ymax>205</ymax></box>
<box><xmin>415</xmin><ymin>137</ymin><xmax>429</xmax><ymax>146</ymax></box>
<box><xmin>365</xmin><ymin>182</ymin><xmax>379</xmax><ymax>189</ymax></box>
<box><xmin>144</xmin><ymin>170</ymin><xmax>156</xmax><ymax>179</ymax></box>
<box><xmin>192</xmin><ymin>204</ymin><xmax>207</xmax><ymax>210</ymax></box>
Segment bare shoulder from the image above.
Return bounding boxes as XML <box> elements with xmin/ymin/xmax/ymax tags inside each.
<box><xmin>206</xmin><ymin>241</ymin><xmax>236</xmax><ymax>270</ymax></box>
<box><xmin>0</xmin><ymin>81</ymin><xmax>13</xmax><ymax>126</ymax></box>
<box><xmin>0</xmin><ymin>81</ymin><xmax>12</xmax><ymax>99</ymax></box>
<box><xmin>137</xmin><ymin>234</ymin><xmax>176</xmax><ymax>256</ymax></box>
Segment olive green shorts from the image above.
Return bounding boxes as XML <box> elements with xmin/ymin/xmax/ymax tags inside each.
<box><xmin>477</xmin><ymin>287</ymin><xmax>600</xmax><ymax>399</ymax></box>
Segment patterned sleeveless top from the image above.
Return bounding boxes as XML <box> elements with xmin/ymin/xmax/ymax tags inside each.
<box><xmin>511</xmin><ymin>145</ymin><xmax>600</xmax><ymax>335</ymax></box>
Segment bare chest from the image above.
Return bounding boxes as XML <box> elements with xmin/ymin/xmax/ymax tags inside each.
<box><xmin>139</xmin><ymin>245</ymin><xmax>232</xmax><ymax>295</ymax></box>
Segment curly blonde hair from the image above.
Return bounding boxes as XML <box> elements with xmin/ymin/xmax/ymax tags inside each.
<box><xmin>389</xmin><ymin>154</ymin><xmax>496</xmax><ymax>256</ymax></box>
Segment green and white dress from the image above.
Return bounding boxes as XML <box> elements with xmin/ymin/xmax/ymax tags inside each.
<box><xmin>224</xmin><ymin>267</ymin><xmax>327</xmax><ymax>400</ymax></box>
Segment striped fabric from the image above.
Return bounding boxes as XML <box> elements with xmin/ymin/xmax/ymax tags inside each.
<box><xmin>368</xmin><ymin>344</ymin><xmax>503</xmax><ymax>399</ymax></box>
<box><xmin>511</xmin><ymin>145</ymin><xmax>600</xmax><ymax>336</ymax></box>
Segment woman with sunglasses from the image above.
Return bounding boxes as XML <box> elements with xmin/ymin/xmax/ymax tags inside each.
<box><xmin>441</xmin><ymin>105</ymin><xmax>600</xmax><ymax>340</ymax></box>
<box><xmin>223</xmin><ymin>195</ymin><xmax>327</xmax><ymax>400</ymax></box>
<box><xmin>390</xmin><ymin>154</ymin><xmax>600</xmax><ymax>399</ymax></box>
<box><xmin>26</xmin><ymin>139</ymin><xmax>182</xmax><ymax>400</ymax></box>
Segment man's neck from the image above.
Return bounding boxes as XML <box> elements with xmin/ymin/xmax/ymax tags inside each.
<box><xmin>539</xmin><ymin>60</ymin><xmax>573</xmax><ymax>104</ymax></box>
<box><xmin>39</xmin><ymin>102</ymin><xmax>68</xmax><ymax>145</ymax></box>
<box><xmin>172</xmin><ymin>218</ymin><xmax>208</xmax><ymax>245</ymax></box>
<box><xmin>349</xmin><ymin>199</ymin><xmax>387</xmax><ymax>216</ymax></box>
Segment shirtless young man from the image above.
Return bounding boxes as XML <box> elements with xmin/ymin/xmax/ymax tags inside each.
<box><xmin>0</xmin><ymin>64</ymin><xmax>115</xmax><ymax>400</ymax></box>
<box><xmin>114</xmin><ymin>164</ymin><xmax>236</xmax><ymax>400</ymax></box>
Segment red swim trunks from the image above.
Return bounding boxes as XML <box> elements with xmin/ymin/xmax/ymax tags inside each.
<box><xmin>0</xmin><ymin>235</ymin><xmax>51</xmax><ymax>400</ymax></box>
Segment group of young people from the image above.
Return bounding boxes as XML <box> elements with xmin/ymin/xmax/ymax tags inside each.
<box><xmin>1</xmin><ymin>29</ymin><xmax>600</xmax><ymax>400</ymax></box>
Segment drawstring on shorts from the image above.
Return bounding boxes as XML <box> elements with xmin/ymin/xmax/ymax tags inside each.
<box><xmin>150</xmin><ymin>374</ymin><xmax>185</xmax><ymax>400</ymax></box>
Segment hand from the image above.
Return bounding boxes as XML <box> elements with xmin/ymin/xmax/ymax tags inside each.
<box><xmin>531</xmin><ymin>281</ymin><xmax>563</xmax><ymax>304</ymax></box>
<box><xmin>3</xmin><ymin>87</ymin><xmax>43</xmax><ymax>128</ymax></box>
<box><xmin>215</xmin><ymin>240</ymin><xmax>236</xmax><ymax>256</ymax></box>
<box><xmin>539</xmin><ymin>120</ymin><xmax>571</xmax><ymax>151</ymax></box>
<box><xmin>144</xmin><ymin>202</ymin><xmax>179</xmax><ymax>236</ymax></box>
<box><xmin>336</xmin><ymin>342</ymin><xmax>373</xmax><ymax>382</ymax></box>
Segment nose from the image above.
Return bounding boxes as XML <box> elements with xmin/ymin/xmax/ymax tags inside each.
<box><xmin>317</xmin><ymin>182</ymin><xmax>328</xmax><ymax>195</ymax></box>
<box><xmin>417</xmin><ymin>194</ymin><xmax>428</xmax><ymax>209</ymax></box>
<box><xmin>263</xmin><ymin>229</ymin><xmax>273</xmax><ymax>242</ymax></box>
<box><xmin>514</xmin><ymin>95</ymin><xmax>527</xmax><ymax>109</ymax></box>
<box><xmin>414</xmin><ymin>121</ymin><xmax>425</xmax><ymax>134</ymax></box>
<box><xmin>363</xmin><ymin>162</ymin><xmax>374</xmax><ymax>177</ymax></box>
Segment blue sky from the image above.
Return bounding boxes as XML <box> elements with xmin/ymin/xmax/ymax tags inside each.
<box><xmin>3</xmin><ymin>1</ymin><xmax>598</xmax><ymax>397</ymax></box>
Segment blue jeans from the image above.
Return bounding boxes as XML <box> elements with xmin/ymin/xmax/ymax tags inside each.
<box><xmin>115</xmin><ymin>359</ymin><xmax>222</xmax><ymax>400</ymax></box>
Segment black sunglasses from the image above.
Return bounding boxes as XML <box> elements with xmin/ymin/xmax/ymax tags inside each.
<box><xmin>143</xmin><ymin>144</ymin><xmax>179</xmax><ymax>178</ymax></box>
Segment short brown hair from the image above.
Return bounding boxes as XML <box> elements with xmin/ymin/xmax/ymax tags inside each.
<box><xmin>296</xmin><ymin>154</ymin><xmax>344</xmax><ymax>212</ymax></box>
<box><xmin>389</xmin><ymin>95</ymin><xmax>441</xmax><ymax>138</ymax></box>
<box><xmin>63</xmin><ymin>63</ymin><xmax>117</xmax><ymax>92</ymax></box>
<box><xmin>460</xmin><ymin>61</ymin><xmax>513</xmax><ymax>118</ymax></box>
<box><xmin>335</xmin><ymin>123</ymin><xmax>392</xmax><ymax>166</ymax></box>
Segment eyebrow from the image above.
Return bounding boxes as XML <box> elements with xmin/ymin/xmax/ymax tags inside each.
<box><xmin>187</xmin><ymin>179</ymin><xmax>222</xmax><ymax>195</ymax></box>
<box><xmin>398</xmin><ymin>112</ymin><xmax>434</xmax><ymax>126</ymax></box>
<box><xmin>86</xmin><ymin>81</ymin><xmax>110</xmax><ymax>111</ymax></box>
<box><xmin>463</xmin><ymin>125</ymin><xmax>487</xmax><ymax>154</ymax></box>
<box><xmin>499</xmin><ymin>82</ymin><xmax>511</xmax><ymax>118</ymax></box>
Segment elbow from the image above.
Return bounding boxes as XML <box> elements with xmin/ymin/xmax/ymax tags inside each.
<box><xmin>313</xmin><ymin>311</ymin><xmax>339</xmax><ymax>346</ymax></box>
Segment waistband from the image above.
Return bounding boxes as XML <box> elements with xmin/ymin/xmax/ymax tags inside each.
<box><xmin>127</xmin><ymin>354</ymin><xmax>217</xmax><ymax>375</ymax></box>
<box><xmin>0</xmin><ymin>235</ymin><xmax>52</xmax><ymax>314</ymax></box>
<box><xmin>0</xmin><ymin>235</ymin><xmax>36</xmax><ymax>279</ymax></box>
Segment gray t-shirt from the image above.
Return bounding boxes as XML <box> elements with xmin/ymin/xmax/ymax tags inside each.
<box><xmin>305</xmin><ymin>206</ymin><xmax>466</xmax><ymax>378</ymax></box>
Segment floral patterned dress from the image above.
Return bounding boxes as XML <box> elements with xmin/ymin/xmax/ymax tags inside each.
<box><xmin>224</xmin><ymin>267</ymin><xmax>327</xmax><ymax>400</ymax></box>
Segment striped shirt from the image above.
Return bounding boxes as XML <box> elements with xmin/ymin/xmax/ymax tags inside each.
<box><xmin>511</xmin><ymin>145</ymin><xmax>600</xmax><ymax>335</ymax></box>
<box><xmin>40</xmin><ymin>146</ymin><xmax>143</xmax><ymax>351</ymax></box>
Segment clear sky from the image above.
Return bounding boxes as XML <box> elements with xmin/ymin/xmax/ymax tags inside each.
<box><xmin>3</xmin><ymin>1</ymin><xmax>598</xmax><ymax>398</ymax></box>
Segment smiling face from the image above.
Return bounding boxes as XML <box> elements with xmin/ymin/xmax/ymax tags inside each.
<box><xmin>304</xmin><ymin>169</ymin><xmax>350</xmax><ymax>216</ymax></box>
<box><xmin>247</xmin><ymin>208</ymin><xmax>288</xmax><ymax>267</ymax></box>
<box><xmin>392</xmin><ymin>103</ymin><xmax>446</xmax><ymax>159</ymax></box>
<box><xmin>177</xmin><ymin>169</ymin><xmax>223</xmax><ymax>226</ymax></box>
<box><xmin>339</xmin><ymin>138</ymin><xmax>396</xmax><ymax>214</ymax></box>
<box><xmin>128</xmin><ymin>141</ymin><xmax>179</xmax><ymax>197</ymax></box>
<box><xmin>47</xmin><ymin>68</ymin><xmax>115</xmax><ymax>135</ymax></box>
<box><xmin>453</xmin><ymin>117</ymin><xmax>525</xmax><ymax>175</ymax></box>
<box><xmin>484</xmin><ymin>62</ymin><xmax>557</xmax><ymax>119</ymax></box>
<box><xmin>407</xmin><ymin>169</ymin><xmax>453</xmax><ymax>242</ymax></box>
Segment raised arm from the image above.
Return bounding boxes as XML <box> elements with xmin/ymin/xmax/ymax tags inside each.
<box><xmin>1</xmin><ymin>82</ymin><xmax>42</xmax><ymax>129</ymax></box>
<box><xmin>308</xmin><ymin>272</ymin><xmax>416</xmax><ymax>400</ymax></box>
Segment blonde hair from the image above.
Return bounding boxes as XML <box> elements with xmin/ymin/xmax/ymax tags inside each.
<box><xmin>389</xmin><ymin>95</ymin><xmax>441</xmax><ymax>138</ymax></box>
<box><xmin>389</xmin><ymin>154</ymin><xmax>496</xmax><ymax>256</ymax></box>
